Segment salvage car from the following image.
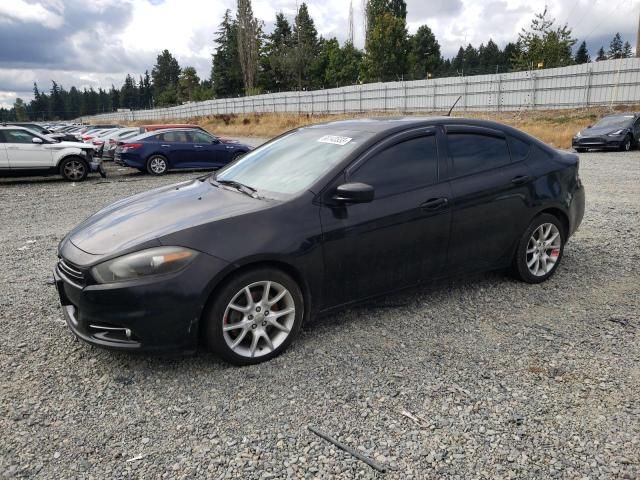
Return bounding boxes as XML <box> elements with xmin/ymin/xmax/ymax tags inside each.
<box><xmin>54</xmin><ymin>118</ymin><xmax>585</xmax><ymax>364</ymax></box>
<box><xmin>572</xmin><ymin>112</ymin><xmax>640</xmax><ymax>152</ymax></box>
<box><xmin>0</xmin><ymin>126</ymin><xmax>104</xmax><ymax>181</ymax></box>
<box><xmin>114</xmin><ymin>128</ymin><xmax>251</xmax><ymax>174</ymax></box>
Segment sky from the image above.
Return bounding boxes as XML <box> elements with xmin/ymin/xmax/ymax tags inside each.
<box><xmin>0</xmin><ymin>0</ymin><xmax>638</xmax><ymax>108</ymax></box>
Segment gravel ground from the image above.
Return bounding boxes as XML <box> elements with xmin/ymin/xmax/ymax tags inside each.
<box><xmin>0</xmin><ymin>147</ymin><xmax>638</xmax><ymax>479</ymax></box>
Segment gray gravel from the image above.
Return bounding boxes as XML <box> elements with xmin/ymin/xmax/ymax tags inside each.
<box><xmin>0</xmin><ymin>147</ymin><xmax>638</xmax><ymax>479</ymax></box>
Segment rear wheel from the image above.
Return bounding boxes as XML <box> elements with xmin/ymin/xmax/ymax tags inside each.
<box><xmin>60</xmin><ymin>157</ymin><xmax>88</xmax><ymax>182</ymax></box>
<box><xmin>203</xmin><ymin>268</ymin><xmax>303</xmax><ymax>365</ymax></box>
<box><xmin>513</xmin><ymin>213</ymin><xmax>565</xmax><ymax>284</ymax></box>
<box><xmin>146</xmin><ymin>155</ymin><xmax>168</xmax><ymax>175</ymax></box>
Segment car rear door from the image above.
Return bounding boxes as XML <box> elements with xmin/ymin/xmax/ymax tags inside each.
<box><xmin>188</xmin><ymin>131</ymin><xmax>232</xmax><ymax>168</ymax></box>
<box><xmin>444</xmin><ymin>125</ymin><xmax>535</xmax><ymax>272</ymax></box>
<box><xmin>319</xmin><ymin>128</ymin><xmax>452</xmax><ymax>308</ymax></box>
<box><xmin>157</xmin><ymin>131</ymin><xmax>193</xmax><ymax>168</ymax></box>
<box><xmin>3</xmin><ymin>129</ymin><xmax>53</xmax><ymax>169</ymax></box>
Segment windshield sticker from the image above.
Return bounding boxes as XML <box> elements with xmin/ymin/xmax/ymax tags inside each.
<box><xmin>318</xmin><ymin>135</ymin><xmax>352</xmax><ymax>146</ymax></box>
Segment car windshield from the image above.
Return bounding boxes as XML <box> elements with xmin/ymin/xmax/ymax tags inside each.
<box><xmin>215</xmin><ymin>128</ymin><xmax>371</xmax><ymax>197</ymax></box>
<box><xmin>593</xmin><ymin>115</ymin><xmax>634</xmax><ymax>129</ymax></box>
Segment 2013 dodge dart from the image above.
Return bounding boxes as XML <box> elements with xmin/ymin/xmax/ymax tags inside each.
<box><xmin>54</xmin><ymin>118</ymin><xmax>585</xmax><ymax>365</ymax></box>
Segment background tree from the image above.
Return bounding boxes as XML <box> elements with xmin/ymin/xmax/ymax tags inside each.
<box><xmin>13</xmin><ymin>98</ymin><xmax>28</xmax><ymax>121</ymax></box>
<box><xmin>623</xmin><ymin>41</ymin><xmax>634</xmax><ymax>58</ymax></box>
<box><xmin>574</xmin><ymin>41</ymin><xmax>590</xmax><ymax>64</ymax></box>
<box><xmin>49</xmin><ymin>81</ymin><xmax>65</xmax><ymax>119</ymax></box>
<box><xmin>362</xmin><ymin>0</ymin><xmax>409</xmax><ymax>81</ymax></box>
<box><xmin>291</xmin><ymin>3</ymin><xmax>320</xmax><ymax>90</ymax></box>
<box><xmin>236</xmin><ymin>0</ymin><xmax>261</xmax><ymax>94</ymax></box>
<box><xmin>259</xmin><ymin>12</ymin><xmax>294</xmax><ymax>92</ymax></box>
<box><xmin>212</xmin><ymin>10</ymin><xmax>244</xmax><ymax>97</ymax></box>
<box><xmin>178</xmin><ymin>66</ymin><xmax>201</xmax><ymax>102</ymax></box>
<box><xmin>608</xmin><ymin>33</ymin><xmax>624</xmax><ymax>59</ymax></box>
<box><xmin>478</xmin><ymin>39</ymin><xmax>502</xmax><ymax>73</ymax></box>
<box><xmin>120</xmin><ymin>74</ymin><xmax>138</xmax><ymax>109</ymax></box>
<box><xmin>151</xmin><ymin>49</ymin><xmax>181</xmax><ymax>106</ymax></box>
<box><xmin>596</xmin><ymin>46</ymin><xmax>607</xmax><ymax>61</ymax></box>
<box><xmin>513</xmin><ymin>7</ymin><xmax>576</xmax><ymax>70</ymax></box>
<box><xmin>408</xmin><ymin>25</ymin><xmax>441</xmax><ymax>79</ymax></box>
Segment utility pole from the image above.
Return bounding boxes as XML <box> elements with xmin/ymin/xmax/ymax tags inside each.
<box><xmin>348</xmin><ymin>0</ymin><xmax>354</xmax><ymax>45</ymax></box>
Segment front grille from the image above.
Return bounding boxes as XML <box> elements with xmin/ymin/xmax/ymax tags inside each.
<box><xmin>58</xmin><ymin>258</ymin><xmax>86</xmax><ymax>286</ymax></box>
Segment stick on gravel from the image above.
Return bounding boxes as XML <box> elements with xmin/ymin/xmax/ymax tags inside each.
<box><xmin>307</xmin><ymin>426</ymin><xmax>387</xmax><ymax>473</ymax></box>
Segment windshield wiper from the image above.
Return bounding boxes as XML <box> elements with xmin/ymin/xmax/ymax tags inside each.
<box><xmin>215</xmin><ymin>179</ymin><xmax>259</xmax><ymax>198</ymax></box>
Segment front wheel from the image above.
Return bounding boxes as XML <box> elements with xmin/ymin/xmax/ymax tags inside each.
<box><xmin>60</xmin><ymin>157</ymin><xmax>88</xmax><ymax>182</ymax></box>
<box><xmin>513</xmin><ymin>213</ymin><xmax>565</xmax><ymax>284</ymax></box>
<box><xmin>146</xmin><ymin>155</ymin><xmax>168</xmax><ymax>175</ymax></box>
<box><xmin>203</xmin><ymin>268</ymin><xmax>304</xmax><ymax>365</ymax></box>
<box><xmin>620</xmin><ymin>135</ymin><xmax>632</xmax><ymax>152</ymax></box>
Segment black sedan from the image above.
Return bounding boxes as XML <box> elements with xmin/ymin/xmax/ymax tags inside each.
<box><xmin>572</xmin><ymin>113</ymin><xmax>640</xmax><ymax>152</ymax></box>
<box><xmin>54</xmin><ymin>118</ymin><xmax>585</xmax><ymax>365</ymax></box>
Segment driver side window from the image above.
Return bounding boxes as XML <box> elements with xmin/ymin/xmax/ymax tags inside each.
<box><xmin>189</xmin><ymin>131</ymin><xmax>216</xmax><ymax>143</ymax></box>
<box><xmin>3</xmin><ymin>129</ymin><xmax>37</xmax><ymax>144</ymax></box>
<box><xmin>350</xmin><ymin>135</ymin><xmax>439</xmax><ymax>199</ymax></box>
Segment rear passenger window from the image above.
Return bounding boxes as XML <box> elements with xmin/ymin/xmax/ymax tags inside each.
<box><xmin>448</xmin><ymin>133</ymin><xmax>511</xmax><ymax>177</ymax></box>
<box><xmin>507</xmin><ymin>136</ymin><xmax>530</xmax><ymax>162</ymax></box>
<box><xmin>351</xmin><ymin>135</ymin><xmax>438</xmax><ymax>198</ymax></box>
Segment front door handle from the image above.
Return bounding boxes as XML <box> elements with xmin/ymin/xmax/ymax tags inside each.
<box><xmin>161</xmin><ymin>144</ymin><xmax>171</xmax><ymax>148</ymax></box>
<box><xmin>511</xmin><ymin>175</ymin><xmax>531</xmax><ymax>185</ymax></box>
<box><xmin>194</xmin><ymin>145</ymin><xmax>204</xmax><ymax>149</ymax></box>
<box><xmin>421</xmin><ymin>197</ymin><xmax>449</xmax><ymax>210</ymax></box>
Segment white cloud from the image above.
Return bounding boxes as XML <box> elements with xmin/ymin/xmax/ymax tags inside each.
<box><xmin>0</xmin><ymin>0</ymin><xmax>64</xmax><ymax>28</ymax></box>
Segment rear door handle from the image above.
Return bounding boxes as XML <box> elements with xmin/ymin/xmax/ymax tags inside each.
<box><xmin>421</xmin><ymin>197</ymin><xmax>449</xmax><ymax>210</ymax></box>
<box><xmin>161</xmin><ymin>144</ymin><xmax>171</xmax><ymax>148</ymax></box>
<box><xmin>511</xmin><ymin>175</ymin><xmax>531</xmax><ymax>185</ymax></box>
<box><xmin>194</xmin><ymin>145</ymin><xmax>203</xmax><ymax>149</ymax></box>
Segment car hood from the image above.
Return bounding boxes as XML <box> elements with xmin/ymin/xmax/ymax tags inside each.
<box><xmin>579</xmin><ymin>126</ymin><xmax>629</xmax><ymax>136</ymax></box>
<box><xmin>68</xmin><ymin>178</ymin><xmax>266</xmax><ymax>256</ymax></box>
<box><xmin>48</xmin><ymin>140</ymin><xmax>94</xmax><ymax>150</ymax></box>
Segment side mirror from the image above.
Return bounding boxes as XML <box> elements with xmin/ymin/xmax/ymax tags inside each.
<box><xmin>333</xmin><ymin>183</ymin><xmax>374</xmax><ymax>204</ymax></box>
<box><xmin>587</xmin><ymin>125</ymin><xmax>592</xmax><ymax>128</ymax></box>
<box><xmin>32</xmin><ymin>137</ymin><xmax>43</xmax><ymax>144</ymax></box>
<box><xmin>211</xmin><ymin>138</ymin><xmax>220</xmax><ymax>144</ymax></box>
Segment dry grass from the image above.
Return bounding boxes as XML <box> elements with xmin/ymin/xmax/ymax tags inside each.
<box><xmin>122</xmin><ymin>104</ymin><xmax>640</xmax><ymax>149</ymax></box>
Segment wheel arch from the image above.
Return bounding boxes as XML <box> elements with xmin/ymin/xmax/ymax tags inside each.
<box><xmin>535</xmin><ymin>207</ymin><xmax>570</xmax><ymax>238</ymax></box>
<box><xmin>55</xmin><ymin>153</ymin><xmax>88</xmax><ymax>169</ymax></box>
<box><xmin>197</xmin><ymin>258</ymin><xmax>313</xmax><ymax>342</ymax></box>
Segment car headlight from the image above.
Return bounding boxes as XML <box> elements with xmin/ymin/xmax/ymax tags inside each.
<box><xmin>607</xmin><ymin>129</ymin><xmax>625</xmax><ymax>136</ymax></box>
<box><xmin>575</xmin><ymin>131</ymin><xmax>582</xmax><ymax>138</ymax></box>
<box><xmin>92</xmin><ymin>246</ymin><xmax>197</xmax><ymax>284</ymax></box>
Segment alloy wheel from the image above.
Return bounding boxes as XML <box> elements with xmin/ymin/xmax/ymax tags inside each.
<box><xmin>222</xmin><ymin>281</ymin><xmax>295</xmax><ymax>358</ymax></box>
<box><xmin>63</xmin><ymin>160</ymin><xmax>86</xmax><ymax>181</ymax></box>
<box><xmin>526</xmin><ymin>223</ymin><xmax>562</xmax><ymax>277</ymax></box>
<box><xmin>149</xmin><ymin>157</ymin><xmax>167</xmax><ymax>174</ymax></box>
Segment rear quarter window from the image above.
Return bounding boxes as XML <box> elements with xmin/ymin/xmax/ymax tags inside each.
<box><xmin>507</xmin><ymin>136</ymin><xmax>531</xmax><ymax>162</ymax></box>
<box><xmin>447</xmin><ymin>133</ymin><xmax>511</xmax><ymax>177</ymax></box>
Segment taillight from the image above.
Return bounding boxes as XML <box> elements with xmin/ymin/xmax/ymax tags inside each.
<box><xmin>121</xmin><ymin>143</ymin><xmax>143</xmax><ymax>152</ymax></box>
<box><xmin>109</xmin><ymin>139</ymin><xmax>116</xmax><ymax>144</ymax></box>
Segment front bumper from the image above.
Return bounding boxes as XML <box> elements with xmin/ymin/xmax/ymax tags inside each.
<box><xmin>572</xmin><ymin>135</ymin><xmax>625</xmax><ymax>150</ymax></box>
<box><xmin>53</xmin><ymin>252</ymin><xmax>229</xmax><ymax>352</ymax></box>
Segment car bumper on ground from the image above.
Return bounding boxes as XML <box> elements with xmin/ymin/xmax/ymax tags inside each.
<box><xmin>572</xmin><ymin>135</ymin><xmax>625</xmax><ymax>150</ymax></box>
<box><xmin>53</xmin><ymin>252</ymin><xmax>230</xmax><ymax>352</ymax></box>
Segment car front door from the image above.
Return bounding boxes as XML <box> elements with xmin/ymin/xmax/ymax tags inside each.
<box><xmin>188</xmin><ymin>131</ymin><xmax>233</xmax><ymax>168</ymax></box>
<box><xmin>319</xmin><ymin>129</ymin><xmax>452</xmax><ymax>308</ymax></box>
<box><xmin>444</xmin><ymin>126</ymin><xmax>535</xmax><ymax>273</ymax></box>
<box><xmin>0</xmin><ymin>132</ymin><xmax>9</xmax><ymax>168</ymax></box>
<box><xmin>2</xmin><ymin>129</ymin><xmax>53</xmax><ymax>169</ymax></box>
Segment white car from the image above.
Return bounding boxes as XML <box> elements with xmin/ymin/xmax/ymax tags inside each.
<box><xmin>0</xmin><ymin>126</ymin><xmax>104</xmax><ymax>181</ymax></box>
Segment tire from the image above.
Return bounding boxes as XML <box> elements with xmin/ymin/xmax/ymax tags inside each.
<box><xmin>575</xmin><ymin>148</ymin><xmax>586</xmax><ymax>153</ymax></box>
<box><xmin>620</xmin><ymin>135</ymin><xmax>632</xmax><ymax>152</ymax></box>
<box><xmin>203</xmin><ymin>268</ymin><xmax>304</xmax><ymax>366</ymax></box>
<box><xmin>60</xmin><ymin>157</ymin><xmax>88</xmax><ymax>182</ymax></box>
<box><xmin>146</xmin><ymin>155</ymin><xmax>168</xmax><ymax>175</ymax></box>
<box><xmin>513</xmin><ymin>213</ymin><xmax>566</xmax><ymax>284</ymax></box>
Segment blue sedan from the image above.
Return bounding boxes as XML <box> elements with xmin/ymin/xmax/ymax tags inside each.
<box><xmin>114</xmin><ymin>128</ymin><xmax>252</xmax><ymax>175</ymax></box>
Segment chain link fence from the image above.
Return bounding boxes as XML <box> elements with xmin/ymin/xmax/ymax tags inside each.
<box><xmin>79</xmin><ymin>58</ymin><xmax>640</xmax><ymax>123</ymax></box>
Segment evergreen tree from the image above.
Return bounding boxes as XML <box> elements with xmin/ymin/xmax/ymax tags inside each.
<box><xmin>120</xmin><ymin>74</ymin><xmax>138</xmax><ymax>109</ymax></box>
<box><xmin>178</xmin><ymin>66</ymin><xmax>201</xmax><ymax>102</ymax></box>
<box><xmin>151</xmin><ymin>49</ymin><xmax>181</xmax><ymax>105</ymax></box>
<box><xmin>513</xmin><ymin>7</ymin><xmax>576</xmax><ymax>70</ymax></box>
<box><xmin>501</xmin><ymin>42</ymin><xmax>521</xmax><ymax>72</ymax></box>
<box><xmin>66</xmin><ymin>86</ymin><xmax>82</xmax><ymax>118</ymax></box>
<box><xmin>109</xmin><ymin>85</ymin><xmax>120</xmax><ymax>111</ymax></box>
<box><xmin>260</xmin><ymin>12</ymin><xmax>294</xmax><ymax>92</ymax></box>
<box><xmin>596</xmin><ymin>46</ymin><xmax>607</xmax><ymax>61</ymax></box>
<box><xmin>408</xmin><ymin>25</ymin><xmax>441</xmax><ymax>79</ymax></box>
<box><xmin>212</xmin><ymin>9</ymin><xmax>244</xmax><ymax>97</ymax></box>
<box><xmin>291</xmin><ymin>3</ymin><xmax>320</xmax><ymax>89</ymax></box>
<box><xmin>141</xmin><ymin>71</ymin><xmax>152</xmax><ymax>108</ymax></box>
<box><xmin>608</xmin><ymin>33</ymin><xmax>624</xmax><ymax>59</ymax></box>
<box><xmin>478</xmin><ymin>39</ymin><xmax>502</xmax><ymax>73</ymax></box>
<box><xmin>623</xmin><ymin>41</ymin><xmax>634</xmax><ymax>58</ymax></box>
<box><xmin>13</xmin><ymin>98</ymin><xmax>28</xmax><ymax>121</ymax></box>
<box><xmin>574</xmin><ymin>41</ymin><xmax>590</xmax><ymax>64</ymax></box>
<box><xmin>49</xmin><ymin>81</ymin><xmax>65</xmax><ymax>119</ymax></box>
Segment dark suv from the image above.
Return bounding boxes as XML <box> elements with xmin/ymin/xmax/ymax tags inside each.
<box><xmin>572</xmin><ymin>113</ymin><xmax>640</xmax><ymax>152</ymax></box>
